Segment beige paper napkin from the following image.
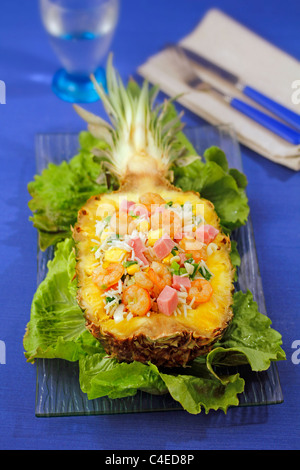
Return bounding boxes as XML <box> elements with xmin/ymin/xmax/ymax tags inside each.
<box><xmin>138</xmin><ymin>8</ymin><xmax>300</xmax><ymax>171</ymax></box>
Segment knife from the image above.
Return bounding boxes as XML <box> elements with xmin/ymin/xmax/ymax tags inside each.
<box><xmin>174</xmin><ymin>44</ymin><xmax>300</xmax><ymax>131</ymax></box>
<box><xmin>168</xmin><ymin>45</ymin><xmax>300</xmax><ymax>145</ymax></box>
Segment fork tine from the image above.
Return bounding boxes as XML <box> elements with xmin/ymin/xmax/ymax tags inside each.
<box><xmin>168</xmin><ymin>47</ymin><xmax>198</xmax><ymax>80</ymax></box>
<box><xmin>166</xmin><ymin>45</ymin><xmax>210</xmax><ymax>90</ymax></box>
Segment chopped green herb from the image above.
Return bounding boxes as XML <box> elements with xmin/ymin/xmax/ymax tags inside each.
<box><xmin>165</xmin><ymin>201</ymin><xmax>173</xmax><ymax>207</ymax></box>
<box><xmin>179</xmin><ymin>267</ymin><xmax>187</xmax><ymax>276</ymax></box>
<box><xmin>189</xmin><ymin>262</ymin><xmax>212</xmax><ymax>281</ymax></box>
<box><xmin>171</xmin><ymin>246</ymin><xmax>179</xmax><ymax>255</ymax></box>
<box><xmin>123</xmin><ymin>260</ymin><xmax>138</xmax><ymax>268</ymax></box>
<box><xmin>199</xmin><ymin>266</ymin><xmax>212</xmax><ymax>281</ymax></box>
<box><xmin>170</xmin><ymin>261</ymin><xmax>180</xmax><ymax>275</ymax></box>
<box><xmin>105</xmin><ymin>296</ymin><xmax>115</xmax><ymax>303</ymax></box>
<box><xmin>128</xmin><ymin>211</ymin><xmax>139</xmax><ymax>218</ymax></box>
<box><xmin>190</xmin><ymin>263</ymin><xmax>199</xmax><ymax>280</ymax></box>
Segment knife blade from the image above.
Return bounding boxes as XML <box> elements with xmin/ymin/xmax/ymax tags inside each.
<box><xmin>168</xmin><ymin>45</ymin><xmax>300</xmax><ymax>145</ymax></box>
<box><xmin>173</xmin><ymin>44</ymin><xmax>300</xmax><ymax>131</ymax></box>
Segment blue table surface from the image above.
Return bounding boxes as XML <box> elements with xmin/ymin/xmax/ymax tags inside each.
<box><xmin>0</xmin><ymin>0</ymin><xmax>299</xmax><ymax>451</ymax></box>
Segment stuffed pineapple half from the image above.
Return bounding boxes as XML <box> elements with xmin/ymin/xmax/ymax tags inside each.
<box><xmin>73</xmin><ymin>56</ymin><xmax>234</xmax><ymax>367</ymax></box>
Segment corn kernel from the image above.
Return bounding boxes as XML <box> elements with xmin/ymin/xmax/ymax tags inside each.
<box><xmin>126</xmin><ymin>263</ymin><xmax>140</xmax><ymax>275</ymax></box>
<box><xmin>104</xmin><ymin>247</ymin><xmax>128</xmax><ymax>263</ymax></box>
<box><xmin>147</xmin><ymin>228</ymin><xmax>164</xmax><ymax>246</ymax></box>
<box><xmin>137</xmin><ymin>219</ymin><xmax>150</xmax><ymax>232</ymax></box>
<box><xmin>102</xmin><ymin>261</ymin><xmax>110</xmax><ymax>269</ymax></box>
<box><xmin>162</xmin><ymin>253</ymin><xmax>173</xmax><ymax>264</ymax></box>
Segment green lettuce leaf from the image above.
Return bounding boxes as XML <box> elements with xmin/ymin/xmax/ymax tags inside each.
<box><xmin>208</xmin><ymin>290</ymin><xmax>286</xmax><ymax>372</ymax></box>
<box><xmin>173</xmin><ymin>146</ymin><xmax>249</xmax><ymax>232</ymax></box>
<box><xmin>230</xmin><ymin>239</ymin><xmax>241</xmax><ymax>281</ymax></box>
<box><xmin>78</xmin><ymin>352</ymin><xmax>244</xmax><ymax>414</ymax></box>
<box><xmin>28</xmin><ymin>132</ymin><xmax>108</xmax><ymax>251</ymax></box>
<box><xmin>158</xmin><ymin>370</ymin><xmax>244</xmax><ymax>415</ymax></box>
<box><xmin>23</xmin><ymin>238</ymin><xmax>102</xmax><ymax>362</ymax></box>
<box><xmin>79</xmin><ymin>355</ymin><xmax>168</xmax><ymax>400</ymax></box>
<box><xmin>230</xmin><ymin>240</ymin><xmax>241</xmax><ymax>270</ymax></box>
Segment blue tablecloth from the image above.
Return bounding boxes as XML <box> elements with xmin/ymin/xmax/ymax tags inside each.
<box><xmin>0</xmin><ymin>0</ymin><xmax>299</xmax><ymax>450</ymax></box>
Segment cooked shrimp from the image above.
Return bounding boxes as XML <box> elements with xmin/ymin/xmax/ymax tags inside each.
<box><xmin>148</xmin><ymin>261</ymin><xmax>172</xmax><ymax>296</ymax></box>
<box><xmin>179</xmin><ymin>238</ymin><xmax>207</xmax><ymax>262</ymax></box>
<box><xmin>131</xmin><ymin>203</ymin><xmax>149</xmax><ymax>219</ymax></box>
<box><xmin>93</xmin><ymin>262</ymin><xmax>124</xmax><ymax>289</ymax></box>
<box><xmin>187</xmin><ymin>279</ymin><xmax>213</xmax><ymax>306</ymax></box>
<box><xmin>150</xmin><ymin>208</ymin><xmax>182</xmax><ymax>238</ymax></box>
<box><xmin>191</xmin><ymin>247</ymin><xmax>207</xmax><ymax>263</ymax></box>
<box><xmin>134</xmin><ymin>271</ymin><xmax>154</xmax><ymax>292</ymax></box>
<box><xmin>139</xmin><ymin>192</ymin><xmax>166</xmax><ymax>213</ymax></box>
<box><xmin>122</xmin><ymin>284</ymin><xmax>151</xmax><ymax>316</ymax></box>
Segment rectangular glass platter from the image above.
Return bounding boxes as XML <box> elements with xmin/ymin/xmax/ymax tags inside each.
<box><xmin>34</xmin><ymin>125</ymin><xmax>283</xmax><ymax>417</ymax></box>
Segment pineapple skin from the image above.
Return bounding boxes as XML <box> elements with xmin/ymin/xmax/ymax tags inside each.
<box><xmin>73</xmin><ymin>188</ymin><xmax>234</xmax><ymax>368</ymax></box>
<box><xmin>87</xmin><ymin>319</ymin><xmax>219</xmax><ymax>367</ymax></box>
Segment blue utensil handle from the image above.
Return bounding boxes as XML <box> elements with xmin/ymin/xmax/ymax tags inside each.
<box><xmin>230</xmin><ymin>97</ymin><xmax>300</xmax><ymax>145</ymax></box>
<box><xmin>242</xmin><ymin>85</ymin><xmax>300</xmax><ymax>130</ymax></box>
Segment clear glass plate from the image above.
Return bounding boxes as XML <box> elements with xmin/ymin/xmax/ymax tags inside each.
<box><xmin>34</xmin><ymin>126</ymin><xmax>283</xmax><ymax>417</ymax></box>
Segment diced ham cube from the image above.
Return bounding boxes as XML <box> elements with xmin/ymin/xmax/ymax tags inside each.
<box><xmin>128</xmin><ymin>236</ymin><xmax>146</xmax><ymax>253</ymax></box>
<box><xmin>173</xmin><ymin>230</ymin><xmax>184</xmax><ymax>242</ymax></box>
<box><xmin>157</xmin><ymin>286</ymin><xmax>179</xmax><ymax>316</ymax></box>
<box><xmin>153</xmin><ymin>233</ymin><xmax>176</xmax><ymax>260</ymax></box>
<box><xmin>172</xmin><ymin>275</ymin><xmax>191</xmax><ymax>291</ymax></box>
<box><xmin>120</xmin><ymin>199</ymin><xmax>135</xmax><ymax>212</ymax></box>
<box><xmin>196</xmin><ymin>224</ymin><xmax>219</xmax><ymax>245</ymax></box>
<box><xmin>128</xmin><ymin>236</ymin><xmax>149</xmax><ymax>266</ymax></box>
<box><xmin>135</xmin><ymin>252</ymin><xmax>149</xmax><ymax>266</ymax></box>
<box><xmin>178</xmin><ymin>253</ymin><xmax>187</xmax><ymax>266</ymax></box>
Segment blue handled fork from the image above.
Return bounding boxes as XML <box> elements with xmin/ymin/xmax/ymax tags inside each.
<box><xmin>171</xmin><ymin>46</ymin><xmax>300</xmax><ymax>145</ymax></box>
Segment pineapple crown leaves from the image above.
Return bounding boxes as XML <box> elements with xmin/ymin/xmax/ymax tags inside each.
<box><xmin>73</xmin><ymin>54</ymin><xmax>196</xmax><ymax>180</ymax></box>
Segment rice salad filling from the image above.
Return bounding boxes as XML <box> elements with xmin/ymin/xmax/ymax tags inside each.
<box><xmin>90</xmin><ymin>195</ymin><xmax>219</xmax><ymax>323</ymax></box>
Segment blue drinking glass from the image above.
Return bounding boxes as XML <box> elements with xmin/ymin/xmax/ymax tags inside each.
<box><xmin>39</xmin><ymin>0</ymin><xmax>120</xmax><ymax>103</ymax></box>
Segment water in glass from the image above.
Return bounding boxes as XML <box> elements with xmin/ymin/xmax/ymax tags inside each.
<box><xmin>39</xmin><ymin>0</ymin><xmax>120</xmax><ymax>101</ymax></box>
